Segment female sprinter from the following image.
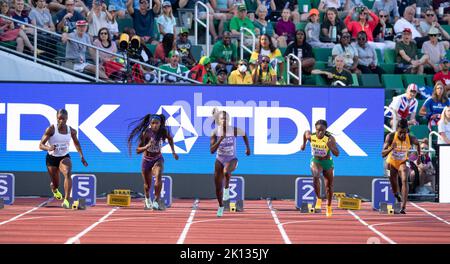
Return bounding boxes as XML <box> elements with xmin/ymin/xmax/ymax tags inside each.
<box><xmin>128</xmin><ymin>114</ymin><xmax>178</xmax><ymax>210</ymax></box>
<box><xmin>300</xmin><ymin>119</ymin><xmax>339</xmax><ymax>217</ymax></box>
<box><xmin>382</xmin><ymin>118</ymin><xmax>421</xmax><ymax>214</ymax></box>
<box><xmin>39</xmin><ymin>109</ymin><xmax>88</xmax><ymax>208</ymax></box>
<box><xmin>210</xmin><ymin>109</ymin><xmax>251</xmax><ymax>217</ymax></box>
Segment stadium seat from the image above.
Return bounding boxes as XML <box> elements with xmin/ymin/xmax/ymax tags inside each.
<box><xmin>425</xmin><ymin>75</ymin><xmax>434</xmax><ymax>86</ymax></box>
<box><xmin>117</xmin><ymin>17</ymin><xmax>133</xmax><ymax>33</ymax></box>
<box><xmin>382</xmin><ymin>74</ymin><xmax>404</xmax><ymax>92</ymax></box>
<box><xmin>147</xmin><ymin>44</ymin><xmax>157</xmax><ymax>55</ymax></box>
<box><xmin>296</xmin><ymin>22</ymin><xmax>307</xmax><ymax>31</ymax></box>
<box><xmin>360</xmin><ymin>74</ymin><xmax>382</xmax><ymax>87</ymax></box>
<box><xmin>375</xmin><ymin>49</ymin><xmax>383</xmax><ymax>63</ymax></box>
<box><xmin>0</xmin><ymin>41</ymin><xmax>16</xmax><ymax>50</ymax></box>
<box><xmin>384</xmin><ymin>49</ymin><xmax>396</xmax><ymax>63</ymax></box>
<box><xmin>403</xmin><ymin>74</ymin><xmax>426</xmax><ymax>87</ymax></box>
<box><xmin>385</xmin><ymin>90</ymin><xmax>396</xmax><ymax>101</ymax></box>
<box><xmin>409</xmin><ymin>125</ymin><xmax>429</xmax><ymax>140</ymax></box>
<box><xmin>314</xmin><ymin>74</ymin><xmax>328</xmax><ymax>86</ymax></box>
<box><xmin>442</xmin><ymin>25</ymin><xmax>450</xmax><ymax>36</ymax></box>
<box><xmin>416</xmin><ymin>99</ymin><xmax>426</xmax><ymax>124</ymax></box>
<box><xmin>379</xmin><ymin>63</ymin><xmax>395</xmax><ymax>74</ymax></box>
<box><xmin>311</xmin><ymin>0</ymin><xmax>321</xmax><ymax>8</ymax></box>
<box><xmin>446</xmin><ymin>49</ymin><xmax>450</xmax><ymax>59</ymax></box>
<box><xmin>362</xmin><ymin>0</ymin><xmax>376</xmax><ymax>9</ymax></box>
<box><xmin>352</xmin><ymin>74</ymin><xmax>359</xmax><ymax>86</ymax></box>
<box><xmin>297</xmin><ymin>0</ymin><xmax>312</xmax><ymax>12</ymax></box>
<box><xmin>315</xmin><ymin>61</ymin><xmax>327</xmax><ymax>69</ymax></box>
<box><xmin>191</xmin><ymin>45</ymin><xmax>204</xmax><ymax>62</ymax></box>
<box><xmin>312</xmin><ymin>48</ymin><xmax>331</xmax><ymax>62</ymax></box>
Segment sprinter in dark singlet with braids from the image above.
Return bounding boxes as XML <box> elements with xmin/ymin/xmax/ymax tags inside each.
<box><xmin>301</xmin><ymin>120</ymin><xmax>339</xmax><ymax>217</ymax></box>
<box><xmin>128</xmin><ymin>114</ymin><xmax>178</xmax><ymax>210</ymax></box>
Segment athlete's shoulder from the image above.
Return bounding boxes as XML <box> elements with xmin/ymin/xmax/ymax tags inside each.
<box><xmin>324</xmin><ymin>131</ymin><xmax>332</xmax><ymax>138</ymax></box>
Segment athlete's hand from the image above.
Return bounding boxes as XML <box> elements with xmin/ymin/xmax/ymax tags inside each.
<box><xmin>300</xmin><ymin>143</ymin><xmax>306</xmax><ymax>151</ymax></box>
<box><xmin>81</xmin><ymin>157</ymin><xmax>88</xmax><ymax>167</ymax></box>
<box><xmin>391</xmin><ymin>142</ymin><xmax>397</xmax><ymax>150</ymax></box>
<box><xmin>48</xmin><ymin>145</ymin><xmax>56</xmax><ymax>151</ymax></box>
<box><xmin>172</xmin><ymin>152</ymin><xmax>179</xmax><ymax>160</ymax></box>
<box><xmin>245</xmin><ymin>147</ymin><xmax>251</xmax><ymax>156</ymax></box>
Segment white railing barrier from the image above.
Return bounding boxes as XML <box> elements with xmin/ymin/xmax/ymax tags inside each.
<box><xmin>383</xmin><ymin>106</ymin><xmax>397</xmax><ymax>132</ymax></box>
<box><xmin>286</xmin><ymin>53</ymin><xmax>301</xmax><ymax>85</ymax></box>
<box><xmin>240</xmin><ymin>27</ymin><xmax>256</xmax><ymax>60</ymax></box>
<box><xmin>194</xmin><ymin>1</ymin><xmax>210</xmax><ymax>56</ymax></box>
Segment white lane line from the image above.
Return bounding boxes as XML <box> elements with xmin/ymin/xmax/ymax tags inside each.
<box><xmin>347</xmin><ymin>210</ymin><xmax>396</xmax><ymax>244</ymax></box>
<box><xmin>267</xmin><ymin>199</ymin><xmax>292</xmax><ymax>244</ymax></box>
<box><xmin>65</xmin><ymin>207</ymin><xmax>118</xmax><ymax>244</ymax></box>
<box><xmin>410</xmin><ymin>202</ymin><xmax>450</xmax><ymax>225</ymax></box>
<box><xmin>0</xmin><ymin>198</ymin><xmax>52</xmax><ymax>226</ymax></box>
<box><xmin>176</xmin><ymin>199</ymin><xmax>199</xmax><ymax>244</ymax></box>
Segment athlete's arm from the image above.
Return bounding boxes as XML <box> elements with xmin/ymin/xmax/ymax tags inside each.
<box><xmin>166</xmin><ymin>129</ymin><xmax>179</xmax><ymax>160</ymax></box>
<box><xmin>381</xmin><ymin>133</ymin><xmax>395</xmax><ymax>158</ymax></box>
<box><xmin>235</xmin><ymin>127</ymin><xmax>250</xmax><ymax>156</ymax></box>
<box><xmin>300</xmin><ymin>130</ymin><xmax>311</xmax><ymax>151</ymax></box>
<box><xmin>71</xmin><ymin>127</ymin><xmax>88</xmax><ymax>167</ymax></box>
<box><xmin>136</xmin><ymin>131</ymin><xmax>148</xmax><ymax>154</ymax></box>
<box><xmin>327</xmin><ymin>135</ymin><xmax>339</xmax><ymax>157</ymax></box>
<box><xmin>210</xmin><ymin>129</ymin><xmax>225</xmax><ymax>154</ymax></box>
<box><xmin>39</xmin><ymin>125</ymin><xmax>56</xmax><ymax>151</ymax></box>
<box><xmin>410</xmin><ymin>135</ymin><xmax>421</xmax><ymax>165</ymax></box>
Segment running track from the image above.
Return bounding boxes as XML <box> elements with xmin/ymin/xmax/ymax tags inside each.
<box><xmin>1</xmin><ymin>198</ymin><xmax>450</xmax><ymax>244</ymax></box>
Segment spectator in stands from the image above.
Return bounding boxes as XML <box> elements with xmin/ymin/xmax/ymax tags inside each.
<box><xmin>159</xmin><ymin>50</ymin><xmax>190</xmax><ymax>83</ymax></box>
<box><xmin>176</xmin><ymin>27</ymin><xmax>196</xmax><ymax>68</ymax></box>
<box><xmin>257</xmin><ymin>0</ymin><xmax>276</xmax><ymax>20</ymax></box>
<box><xmin>55</xmin><ymin>0</ymin><xmax>85</xmax><ymax>34</ymax></box>
<box><xmin>47</xmin><ymin>0</ymin><xmax>65</xmax><ymax>14</ymax></box>
<box><xmin>419</xmin><ymin>8</ymin><xmax>438</xmax><ymax>36</ymax></box>
<box><xmin>216</xmin><ymin>66</ymin><xmax>228</xmax><ymax>84</ymax></box>
<box><xmin>320</xmin><ymin>7</ymin><xmax>347</xmax><ymax>44</ymax></box>
<box><xmin>228</xmin><ymin>58</ymin><xmax>253</xmax><ymax>84</ymax></box>
<box><xmin>397</xmin><ymin>0</ymin><xmax>415</xmax><ymax>19</ymax></box>
<box><xmin>410</xmin><ymin>138</ymin><xmax>435</xmax><ymax>193</ymax></box>
<box><xmin>253</xmin><ymin>5</ymin><xmax>279</xmax><ymax>47</ymax></box>
<box><xmin>154</xmin><ymin>33</ymin><xmax>174</xmax><ymax>65</ymax></box>
<box><xmin>30</xmin><ymin>0</ymin><xmax>55</xmax><ymax>32</ymax></box>
<box><xmin>284</xmin><ymin>29</ymin><xmax>315</xmax><ymax>75</ymax></box>
<box><xmin>229</xmin><ymin>4</ymin><xmax>255</xmax><ymax>44</ymax></box>
<box><xmin>127</xmin><ymin>0</ymin><xmax>161</xmax><ymax>44</ymax></box>
<box><xmin>249</xmin><ymin>33</ymin><xmax>284</xmax><ymax>80</ymax></box>
<box><xmin>419</xmin><ymin>81</ymin><xmax>449</xmax><ymax>129</ymax></box>
<box><xmin>433</xmin><ymin>58</ymin><xmax>450</xmax><ymax>96</ymax></box>
<box><xmin>422</xmin><ymin>27</ymin><xmax>449</xmax><ymax>73</ymax></box>
<box><xmin>273</xmin><ymin>0</ymin><xmax>300</xmax><ymax>23</ymax></box>
<box><xmin>93</xmin><ymin>27</ymin><xmax>123</xmax><ymax>79</ymax></box>
<box><xmin>61</xmin><ymin>20</ymin><xmax>108</xmax><ymax>80</ymax></box>
<box><xmin>87</xmin><ymin>0</ymin><xmax>112</xmax><ymax>38</ymax></box>
<box><xmin>312</xmin><ymin>55</ymin><xmax>353</xmax><ymax>86</ymax></box>
<box><xmin>305</xmin><ymin>8</ymin><xmax>335</xmax><ymax>48</ymax></box>
<box><xmin>211</xmin><ymin>0</ymin><xmax>236</xmax><ymax>21</ymax></box>
<box><xmin>108</xmin><ymin>0</ymin><xmax>127</xmax><ymax>18</ymax></box>
<box><xmin>416</xmin><ymin>0</ymin><xmax>433</xmax><ymax>12</ymax></box>
<box><xmin>394</xmin><ymin>6</ymin><xmax>429</xmax><ymax>49</ymax></box>
<box><xmin>344</xmin><ymin>6</ymin><xmax>381</xmax><ymax>48</ymax></box>
<box><xmin>437</xmin><ymin>106</ymin><xmax>450</xmax><ymax>144</ymax></box>
<box><xmin>157</xmin><ymin>1</ymin><xmax>176</xmax><ymax>41</ymax></box>
<box><xmin>251</xmin><ymin>54</ymin><xmax>277</xmax><ymax>84</ymax></box>
<box><xmin>372</xmin><ymin>0</ymin><xmax>400</xmax><ymax>22</ymax></box>
<box><xmin>106</xmin><ymin>5</ymin><xmax>119</xmax><ymax>40</ymax></box>
<box><xmin>433</xmin><ymin>0</ymin><xmax>450</xmax><ymax>25</ymax></box>
<box><xmin>394</xmin><ymin>28</ymin><xmax>427</xmax><ymax>74</ymax></box>
<box><xmin>210</xmin><ymin>31</ymin><xmax>238</xmax><ymax>73</ymax></box>
<box><xmin>11</xmin><ymin>0</ymin><xmax>33</xmax><ymax>34</ymax></box>
<box><xmin>353</xmin><ymin>31</ymin><xmax>384</xmax><ymax>75</ymax></box>
<box><xmin>0</xmin><ymin>1</ymin><xmax>36</xmax><ymax>54</ymax></box>
<box><xmin>76</xmin><ymin>0</ymin><xmax>91</xmax><ymax>17</ymax></box>
<box><xmin>200</xmin><ymin>56</ymin><xmax>218</xmax><ymax>84</ymax></box>
<box><xmin>332</xmin><ymin>32</ymin><xmax>361</xmax><ymax>73</ymax></box>
<box><xmin>372</xmin><ymin>9</ymin><xmax>396</xmax><ymax>50</ymax></box>
<box><xmin>342</xmin><ymin>0</ymin><xmax>364</xmax><ymax>13</ymax></box>
<box><xmin>318</xmin><ymin>0</ymin><xmax>341</xmax><ymax>13</ymax></box>
<box><xmin>387</xmin><ymin>83</ymin><xmax>419</xmax><ymax>126</ymax></box>
<box><xmin>275</xmin><ymin>7</ymin><xmax>295</xmax><ymax>48</ymax></box>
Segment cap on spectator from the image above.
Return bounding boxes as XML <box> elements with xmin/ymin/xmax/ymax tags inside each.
<box><xmin>217</xmin><ymin>68</ymin><xmax>228</xmax><ymax>75</ymax></box>
<box><xmin>199</xmin><ymin>56</ymin><xmax>211</xmax><ymax>65</ymax></box>
<box><xmin>238</xmin><ymin>4</ymin><xmax>247</xmax><ymax>12</ymax></box>
<box><xmin>168</xmin><ymin>50</ymin><xmax>180</xmax><ymax>58</ymax></box>
<box><xmin>179</xmin><ymin>27</ymin><xmax>189</xmax><ymax>35</ymax></box>
<box><xmin>440</xmin><ymin>58</ymin><xmax>450</xmax><ymax>64</ymax></box>
<box><xmin>403</xmin><ymin>28</ymin><xmax>412</xmax><ymax>34</ymax></box>
<box><xmin>108</xmin><ymin>5</ymin><xmax>116</xmax><ymax>12</ymax></box>
<box><xmin>162</xmin><ymin>1</ymin><xmax>171</xmax><ymax>7</ymax></box>
<box><xmin>309</xmin><ymin>8</ymin><xmax>319</xmax><ymax>17</ymax></box>
<box><xmin>76</xmin><ymin>20</ymin><xmax>88</xmax><ymax>26</ymax></box>
<box><xmin>407</xmin><ymin>83</ymin><xmax>418</xmax><ymax>92</ymax></box>
<box><xmin>428</xmin><ymin>27</ymin><xmax>439</xmax><ymax>35</ymax></box>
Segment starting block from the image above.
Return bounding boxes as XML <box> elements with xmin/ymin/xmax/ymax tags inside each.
<box><xmin>300</xmin><ymin>202</ymin><xmax>321</xmax><ymax>213</ymax></box>
<box><xmin>338</xmin><ymin>197</ymin><xmax>361</xmax><ymax>210</ymax></box>
<box><xmin>71</xmin><ymin>198</ymin><xmax>86</xmax><ymax>210</ymax></box>
<box><xmin>224</xmin><ymin>199</ymin><xmax>244</xmax><ymax>212</ymax></box>
<box><xmin>0</xmin><ymin>198</ymin><xmax>4</xmax><ymax>209</ymax></box>
<box><xmin>107</xmin><ymin>189</ymin><xmax>131</xmax><ymax>207</ymax></box>
<box><xmin>379</xmin><ymin>202</ymin><xmax>402</xmax><ymax>214</ymax></box>
<box><xmin>333</xmin><ymin>192</ymin><xmax>347</xmax><ymax>200</ymax></box>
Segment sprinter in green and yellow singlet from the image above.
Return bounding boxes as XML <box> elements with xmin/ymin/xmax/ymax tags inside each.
<box><xmin>301</xmin><ymin>120</ymin><xmax>340</xmax><ymax>217</ymax></box>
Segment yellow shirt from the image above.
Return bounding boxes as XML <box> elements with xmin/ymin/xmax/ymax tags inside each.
<box><xmin>228</xmin><ymin>70</ymin><xmax>253</xmax><ymax>85</ymax></box>
<box><xmin>251</xmin><ymin>67</ymin><xmax>277</xmax><ymax>84</ymax></box>
<box><xmin>249</xmin><ymin>48</ymin><xmax>283</xmax><ymax>64</ymax></box>
<box><xmin>310</xmin><ymin>132</ymin><xmax>331</xmax><ymax>158</ymax></box>
<box><xmin>386</xmin><ymin>132</ymin><xmax>411</xmax><ymax>169</ymax></box>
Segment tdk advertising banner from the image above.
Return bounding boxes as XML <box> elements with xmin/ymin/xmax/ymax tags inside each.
<box><xmin>0</xmin><ymin>83</ymin><xmax>384</xmax><ymax>176</ymax></box>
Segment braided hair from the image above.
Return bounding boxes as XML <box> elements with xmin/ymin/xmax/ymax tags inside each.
<box><xmin>127</xmin><ymin>114</ymin><xmax>168</xmax><ymax>155</ymax></box>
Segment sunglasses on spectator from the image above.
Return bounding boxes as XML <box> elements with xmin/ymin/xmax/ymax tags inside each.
<box><xmin>379</xmin><ymin>15</ymin><xmax>387</xmax><ymax>18</ymax></box>
<box><xmin>429</xmin><ymin>34</ymin><xmax>438</xmax><ymax>37</ymax></box>
<box><xmin>426</xmin><ymin>13</ymin><xmax>435</xmax><ymax>17</ymax></box>
<box><xmin>139</xmin><ymin>1</ymin><xmax>148</xmax><ymax>4</ymax></box>
<box><xmin>358</xmin><ymin>37</ymin><xmax>366</xmax><ymax>40</ymax></box>
<box><xmin>342</xmin><ymin>35</ymin><xmax>350</xmax><ymax>39</ymax></box>
<box><xmin>261</xmin><ymin>59</ymin><xmax>270</xmax><ymax>63</ymax></box>
<box><xmin>100</xmin><ymin>32</ymin><xmax>108</xmax><ymax>35</ymax></box>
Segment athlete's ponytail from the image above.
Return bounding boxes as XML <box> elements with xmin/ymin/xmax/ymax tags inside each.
<box><xmin>127</xmin><ymin>114</ymin><xmax>152</xmax><ymax>155</ymax></box>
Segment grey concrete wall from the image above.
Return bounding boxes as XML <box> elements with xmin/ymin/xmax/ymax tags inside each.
<box><xmin>12</xmin><ymin>172</ymin><xmax>377</xmax><ymax>200</ymax></box>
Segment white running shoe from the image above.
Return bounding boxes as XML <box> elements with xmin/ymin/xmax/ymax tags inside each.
<box><xmin>144</xmin><ymin>198</ymin><xmax>152</xmax><ymax>210</ymax></box>
<box><xmin>223</xmin><ymin>188</ymin><xmax>230</xmax><ymax>201</ymax></box>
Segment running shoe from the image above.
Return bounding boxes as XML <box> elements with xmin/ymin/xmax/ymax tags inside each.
<box><xmin>223</xmin><ymin>188</ymin><xmax>230</xmax><ymax>201</ymax></box>
<box><xmin>400</xmin><ymin>207</ymin><xmax>406</xmax><ymax>214</ymax></box>
<box><xmin>394</xmin><ymin>193</ymin><xmax>402</xmax><ymax>203</ymax></box>
<box><xmin>315</xmin><ymin>198</ymin><xmax>322</xmax><ymax>210</ymax></box>
<box><xmin>158</xmin><ymin>199</ymin><xmax>166</xmax><ymax>211</ymax></box>
<box><xmin>217</xmin><ymin>206</ymin><xmax>224</xmax><ymax>217</ymax></box>
<box><xmin>61</xmin><ymin>199</ymin><xmax>70</xmax><ymax>209</ymax></box>
<box><xmin>152</xmin><ymin>199</ymin><xmax>159</xmax><ymax>210</ymax></box>
<box><xmin>53</xmin><ymin>189</ymin><xmax>63</xmax><ymax>200</ymax></box>
<box><xmin>326</xmin><ymin>205</ymin><xmax>332</xmax><ymax>217</ymax></box>
<box><xmin>144</xmin><ymin>198</ymin><xmax>152</xmax><ymax>210</ymax></box>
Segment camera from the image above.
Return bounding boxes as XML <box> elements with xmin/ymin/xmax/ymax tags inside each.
<box><xmin>355</xmin><ymin>5</ymin><xmax>365</xmax><ymax>14</ymax></box>
<box><xmin>119</xmin><ymin>33</ymin><xmax>141</xmax><ymax>57</ymax></box>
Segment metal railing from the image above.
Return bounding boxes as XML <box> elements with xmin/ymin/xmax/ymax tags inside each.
<box><xmin>383</xmin><ymin>106</ymin><xmax>397</xmax><ymax>132</ymax></box>
<box><xmin>0</xmin><ymin>14</ymin><xmax>200</xmax><ymax>84</ymax></box>
<box><xmin>240</xmin><ymin>27</ymin><xmax>256</xmax><ymax>60</ymax></box>
<box><xmin>194</xmin><ymin>1</ymin><xmax>210</xmax><ymax>56</ymax></box>
<box><xmin>286</xmin><ymin>53</ymin><xmax>301</xmax><ymax>85</ymax></box>
<box><xmin>428</xmin><ymin>131</ymin><xmax>443</xmax><ymax>153</ymax></box>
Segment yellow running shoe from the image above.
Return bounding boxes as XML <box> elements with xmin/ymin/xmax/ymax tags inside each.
<box><xmin>326</xmin><ymin>205</ymin><xmax>332</xmax><ymax>217</ymax></box>
<box><xmin>315</xmin><ymin>198</ymin><xmax>322</xmax><ymax>210</ymax></box>
<box><xmin>61</xmin><ymin>199</ymin><xmax>70</xmax><ymax>209</ymax></box>
<box><xmin>53</xmin><ymin>189</ymin><xmax>63</xmax><ymax>200</ymax></box>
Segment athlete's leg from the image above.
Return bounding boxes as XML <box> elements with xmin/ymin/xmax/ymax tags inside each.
<box><xmin>141</xmin><ymin>164</ymin><xmax>152</xmax><ymax>200</ymax></box>
<box><xmin>323</xmin><ymin>168</ymin><xmax>334</xmax><ymax>207</ymax></box>
<box><xmin>398</xmin><ymin>163</ymin><xmax>409</xmax><ymax>210</ymax></box>
<box><xmin>59</xmin><ymin>157</ymin><xmax>73</xmax><ymax>201</ymax></box>
<box><xmin>223</xmin><ymin>159</ymin><xmax>238</xmax><ymax>189</ymax></box>
<box><xmin>388</xmin><ymin>164</ymin><xmax>402</xmax><ymax>203</ymax></box>
<box><xmin>47</xmin><ymin>166</ymin><xmax>60</xmax><ymax>192</ymax></box>
<box><xmin>214</xmin><ymin>159</ymin><xmax>225</xmax><ymax>207</ymax></box>
<box><xmin>152</xmin><ymin>160</ymin><xmax>164</xmax><ymax>200</ymax></box>
<box><xmin>310</xmin><ymin>161</ymin><xmax>322</xmax><ymax>198</ymax></box>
